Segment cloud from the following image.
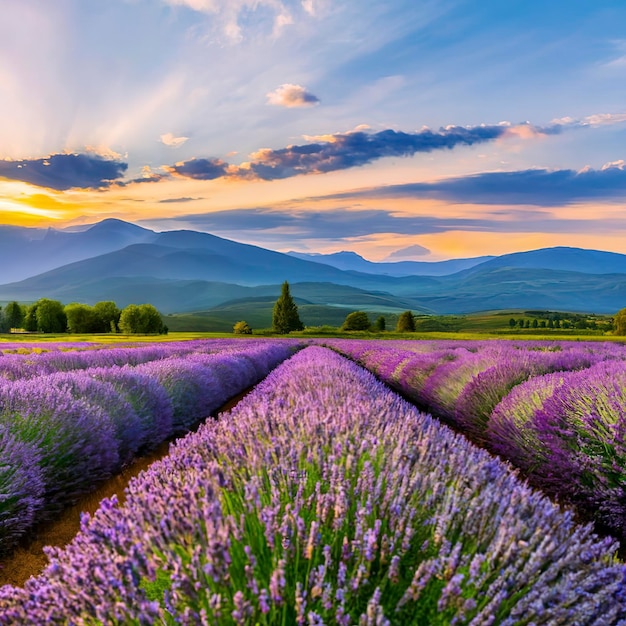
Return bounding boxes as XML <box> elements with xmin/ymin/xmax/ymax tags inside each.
<box><xmin>166</xmin><ymin>157</ymin><xmax>229</xmax><ymax>180</ymax></box>
<box><xmin>335</xmin><ymin>162</ymin><xmax>626</xmax><ymax>206</ymax></box>
<box><xmin>164</xmin><ymin>120</ymin><xmax>566</xmax><ymax>184</ymax></box>
<box><xmin>161</xmin><ymin>0</ymin><xmax>298</xmax><ymax>42</ymax></box>
<box><xmin>384</xmin><ymin>244</ymin><xmax>431</xmax><ymax>261</ymax></box>
<box><xmin>158</xmin><ymin>197</ymin><xmax>202</xmax><ymax>203</ymax></box>
<box><xmin>0</xmin><ymin>153</ymin><xmax>128</xmax><ymax>190</ymax></box>
<box><xmin>267</xmin><ymin>83</ymin><xmax>320</xmax><ymax>108</ymax></box>
<box><xmin>160</xmin><ymin>132</ymin><xmax>189</xmax><ymax>147</ymax></box>
<box><xmin>139</xmin><ymin>206</ymin><xmax>623</xmax><ymax>242</ymax></box>
<box><xmin>238</xmin><ymin>125</ymin><xmax>534</xmax><ymax>180</ymax></box>
<box><xmin>115</xmin><ymin>166</ymin><xmax>167</xmax><ymax>187</ymax></box>
<box><xmin>550</xmin><ymin>112</ymin><xmax>626</xmax><ymax>128</ymax></box>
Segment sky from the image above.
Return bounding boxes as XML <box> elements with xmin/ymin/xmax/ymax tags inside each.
<box><xmin>2</xmin><ymin>0</ymin><xmax>626</xmax><ymax>261</ymax></box>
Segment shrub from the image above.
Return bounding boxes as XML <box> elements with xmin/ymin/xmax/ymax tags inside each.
<box><xmin>341</xmin><ymin>310</ymin><xmax>370</xmax><ymax>331</ymax></box>
<box><xmin>233</xmin><ymin>320</ymin><xmax>253</xmax><ymax>334</ymax></box>
<box><xmin>396</xmin><ymin>310</ymin><xmax>416</xmax><ymax>332</ymax></box>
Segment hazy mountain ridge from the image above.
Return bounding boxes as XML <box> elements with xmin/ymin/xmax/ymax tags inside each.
<box><xmin>2</xmin><ymin>219</ymin><xmax>626</xmax><ymax>315</ymax></box>
<box><xmin>287</xmin><ymin>250</ymin><xmax>496</xmax><ymax>276</ymax></box>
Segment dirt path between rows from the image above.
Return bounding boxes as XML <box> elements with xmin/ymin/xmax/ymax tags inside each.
<box><xmin>0</xmin><ymin>387</ymin><xmax>252</xmax><ymax>588</ymax></box>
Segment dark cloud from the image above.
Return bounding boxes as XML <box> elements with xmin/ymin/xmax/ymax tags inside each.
<box><xmin>337</xmin><ymin>163</ymin><xmax>626</xmax><ymax>206</ymax></box>
<box><xmin>166</xmin><ymin>123</ymin><xmax>531</xmax><ymax>183</ymax></box>
<box><xmin>242</xmin><ymin>126</ymin><xmax>510</xmax><ymax>180</ymax></box>
<box><xmin>166</xmin><ymin>157</ymin><xmax>229</xmax><ymax>180</ymax></box>
<box><xmin>0</xmin><ymin>153</ymin><xmax>128</xmax><ymax>190</ymax></box>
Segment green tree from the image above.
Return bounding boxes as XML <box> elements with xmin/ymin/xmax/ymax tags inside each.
<box><xmin>119</xmin><ymin>303</ymin><xmax>164</xmax><ymax>334</ymax></box>
<box><xmin>396</xmin><ymin>310</ymin><xmax>416</xmax><ymax>333</ymax></box>
<box><xmin>23</xmin><ymin>304</ymin><xmax>38</xmax><ymax>332</ymax></box>
<box><xmin>93</xmin><ymin>301</ymin><xmax>121</xmax><ymax>333</ymax></box>
<box><xmin>532</xmin><ymin>318</ymin><xmax>539</xmax><ymax>329</ymax></box>
<box><xmin>615</xmin><ymin>308</ymin><xmax>626</xmax><ymax>335</ymax></box>
<box><xmin>374</xmin><ymin>315</ymin><xmax>386</xmax><ymax>332</ymax></box>
<box><xmin>34</xmin><ymin>298</ymin><xmax>67</xmax><ymax>333</ymax></box>
<box><xmin>65</xmin><ymin>303</ymin><xmax>98</xmax><ymax>333</ymax></box>
<box><xmin>509</xmin><ymin>318</ymin><xmax>516</xmax><ymax>328</ymax></box>
<box><xmin>3</xmin><ymin>301</ymin><xmax>24</xmax><ymax>330</ymax></box>
<box><xmin>272</xmin><ymin>281</ymin><xmax>303</xmax><ymax>334</ymax></box>
<box><xmin>233</xmin><ymin>320</ymin><xmax>253</xmax><ymax>334</ymax></box>
<box><xmin>341</xmin><ymin>311</ymin><xmax>370</xmax><ymax>331</ymax></box>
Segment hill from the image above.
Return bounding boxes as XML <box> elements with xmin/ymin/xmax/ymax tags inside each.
<box><xmin>2</xmin><ymin>219</ymin><xmax>626</xmax><ymax>317</ymax></box>
<box><xmin>287</xmin><ymin>250</ymin><xmax>495</xmax><ymax>276</ymax></box>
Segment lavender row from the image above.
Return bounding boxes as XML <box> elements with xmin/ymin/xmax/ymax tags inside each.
<box><xmin>2</xmin><ymin>346</ymin><xmax>624</xmax><ymax>624</ymax></box>
<box><xmin>0</xmin><ymin>338</ymin><xmax>289</xmax><ymax>380</ymax></box>
<box><xmin>326</xmin><ymin>339</ymin><xmax>626</xmax><ymax>540</ymax></box>
<box><xmin>0</xmin><ymin>340</ymin><xmax>298</xmax><ymax>555</ymax></box>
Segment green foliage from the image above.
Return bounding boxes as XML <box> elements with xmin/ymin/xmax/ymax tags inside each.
<box><xmin>341</xmin><ymin>310</ymin><xmax>371</xmax><ymax>331</ymax></box>
<box><xmin>65</xmin><ymin>301</ymin><xmax>122</xmax><ymax>333</ymax></box>
<box><xmin>374</xmin><ymin>315</ymin><xmax>386</xmax><ymax>332</ymax></box>
<box><xmin>233</xmin><ymin>320</ymin><xmax>253</xmax><ymax>334</ymax></box>
<box><xmin>396</xmin><ymin>310</ymin><xmax>416</xmax><ymax>333</ymax></box>
<box><xmin>272</xmin><ymin>281</ymin><xmax>303</xmax><ymax>334</ymax></box>
<box><xmin>94</xmin><ymin>301</ymin><xmax>121</xmax><ymax>333</ymax></box>
<box><xmin>25</xmin><ymin>299</ymin><xmax>67</xmax><ymax>333</ymax></box>
<box><xmin>119</xmin><ymin>303</ymin><xmax>165</xmax><ymax>334</ymax></box>
<box><xmin>615</xmin><ymin>308</ymin><xmax>626</xmax><ymax>335</ymax></box>
<box><xmin>23</xmin><ymin>305</ymin><xmax>38</xmax><ymax>332</ymax></box>
<box><xmin>65</xmin><ymin>303</ymin><xmax>98</xmax><ymax>334</ymax></box>
<box><xmin>3</xmin><ymin>301</ymin><xmax>24</xmax><ymax>330</ymax></box>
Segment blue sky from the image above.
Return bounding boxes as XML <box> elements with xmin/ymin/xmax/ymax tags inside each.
<box><xmin>1</xmin><ymin>0</ymin><xmax>626</xmax><ymax>260</ymax></box>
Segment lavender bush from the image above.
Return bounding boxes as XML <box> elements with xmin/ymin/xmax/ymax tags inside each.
<box><xmin>0</xmin><ymin>426</ymin><xmax>45</xmax><ymax>547</ymax></box>
<box><xmin>0</xmin><ymin>339</ymin><xmax>299</xmax><ymax>555</ymax></box>
<box><xmin>1</xmin><ymin>347</ymin><xmax>623</xmax><ymax>624</ymax></box>
<box><xmin>0</xmin><ymin>378</ymin><xmax>119</xmax><ymax>523</ymax></box>
<box><xmin>87</xmin><ymin>365</ymin><xmax>175</xmax><ymax>450</ymax></box>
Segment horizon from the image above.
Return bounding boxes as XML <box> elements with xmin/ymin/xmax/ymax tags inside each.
<box><xmin>2</xmin><ymin>1</ymin><xmax>626</xmax><ymax>262</ymax></box>
<box><xmin>4</xmin><ymin>216</ymin><xmax>623</xmax><ymax>265</ymax></box>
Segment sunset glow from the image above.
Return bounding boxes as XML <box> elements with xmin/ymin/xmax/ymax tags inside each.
<box><xmin>2</xmin><ymin>0</ymin><xmax>626</xmax><ymax>260</ymax></box>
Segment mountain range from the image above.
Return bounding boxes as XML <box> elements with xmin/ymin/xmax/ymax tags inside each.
<box><xmin>1</xmin><ymin>218</ymin><xmax>626</xmax><ymax>320</ymax></box>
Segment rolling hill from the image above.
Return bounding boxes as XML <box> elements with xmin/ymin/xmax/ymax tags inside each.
<box><xmin>287</xmin><ymin>250</ymin><xmax>495</xmax><ymax>276</ymax></box>
<box><xmin>2</xmin><ymin>219</ymin><xmax>626</xmax><ymax>317</ymax></box>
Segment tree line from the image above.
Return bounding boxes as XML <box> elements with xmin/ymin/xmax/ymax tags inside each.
<box><xmin>0</xmin><ymin>299</ymin><xmax>167</xmax><ymax>334</ymax></box>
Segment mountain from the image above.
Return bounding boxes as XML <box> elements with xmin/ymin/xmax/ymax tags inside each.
<box><xmin>452</xmin><ymin>246</ymin><xmax>626</xmax><ymax>277</ymax></box>
<box><xmin>0</xmin><ymin>229</ymin><xmax>437</xmax><ymax>299</ymax></box>
<box><xmin>2</xmin><ymin>219</ymin><xmax>626</xmax><ymax>317</ymax></box>
<box><xmin>287</xmin><ymin>250</ymin><xmax>495</xmax><ymax>276</ymax></box>
<box><xmin>0</xmin><ymin>218</ymin><xmax>157</xmax><ymax>283</ymax></box>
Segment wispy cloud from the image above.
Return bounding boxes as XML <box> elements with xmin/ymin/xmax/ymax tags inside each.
<box><xmin>158</xmin><ymin>196</ymin><xmax>203</xmax><ymax>203</ymax></box>
<box><xmin>267</xmin><ymin>83</ymin><xmax>320</xmax><ymax>108</ymax></box>
<box><xmin>140</xmin><ymin>205</ymin><xmax>625</xmax><ymax>242</ymax></box>
<box><xmin>161</xmin><ymin>0</ymin><xmax>299</xmax><ymax>42</ymax></box>
<box><xmin>160</xmin><ymin>132</ymin><xmax>189</xmax><ymax>148</ymax></box>
<box><xmin>0</xmin><ymin>153</ymin><xmax>128</xmax><ymax>191</ymax></box>
<box><xmin>332</xmin><ymin>161</ymin><xmax>626</xmax><ymax>206</ymax></box>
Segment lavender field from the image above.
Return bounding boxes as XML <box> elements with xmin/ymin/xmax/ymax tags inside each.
<box><xmin>324</xmin><ymin>339</ymin><xmax>626</xmax><ymax>543</ymax></box>
<box><xmin>2</xmin><ymin>339</ymin><xmax>626</xmax><ymax>623</ymax></box>
<box><xmin>0</xmin><ymin>339</ymin><xmax>299</xmax><ymax>555</ymax></box>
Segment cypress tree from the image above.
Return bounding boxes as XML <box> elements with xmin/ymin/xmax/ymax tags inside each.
<box><xmin>272</xmin><ymin>281</ymin><xmax>303</xmax><ymax>334</ymax></box>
